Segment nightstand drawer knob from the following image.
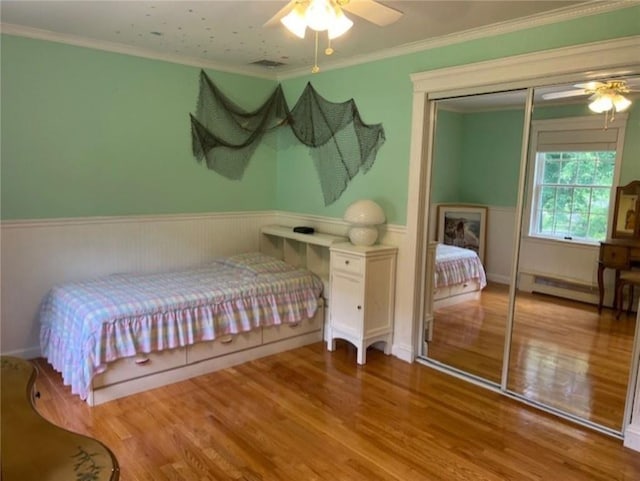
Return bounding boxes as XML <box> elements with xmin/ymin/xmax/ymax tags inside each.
<box><xmin>345</xmin><ymin>260</ymin><xmax>350</xmax><ymax>265</ymax></box>
<box><xmin>357</xmin><ymin>305</ymin><xmax>362</xmax><ymax>310</ymax></box>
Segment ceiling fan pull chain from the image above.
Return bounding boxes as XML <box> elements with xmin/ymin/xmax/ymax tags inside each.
<box><xmin>325</xmin><ymin>34</ymin><xmax>334</xmax><ymax>56</ymax></box>
<box><xmin>312</xmin><ymin>31</ymin><xmax>320</xmax><ymax>73</ymax></box>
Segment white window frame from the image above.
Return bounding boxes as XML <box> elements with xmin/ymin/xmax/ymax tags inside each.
<box><xmin>523</xmin><ymin>114</ymin><xmax>628</xmax><ymax>246</ymax></box>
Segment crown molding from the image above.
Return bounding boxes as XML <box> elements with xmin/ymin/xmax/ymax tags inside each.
<box><xmin>0</xmin><ymin>22</ymin><xmax>277</xmax><ymax>81</ymax></box>
<box><xmin>276</xmin><ymin>0</ymin><xmax>635</xmax><ymax>79</ymax></box>
<box><xmin>0</xmin><ymin>1</ymin><xmax>634</xmax><ymax>81</ymax></box>
<box><xmin>410</xmin><ymin>35</ymin><xmax>640</xmax><ymax>94</ymax></box>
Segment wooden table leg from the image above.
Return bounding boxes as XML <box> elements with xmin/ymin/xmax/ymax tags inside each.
<box><xmin>598</xmin><ymin>262</ymin><xmax>605</xmax><ymax>314</ymax></box>
<box><xmin>614</xmin><ymin>268</ymin><xmax>621</xmax><ymax>311</ymax></box>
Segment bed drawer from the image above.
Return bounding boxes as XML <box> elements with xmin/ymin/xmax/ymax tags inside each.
<box><xmin>262</xmin><ymin>315</ymin><xmax>322</xmax><ymax>344</ymax></box>
<box><xmin>93</xmin><ymin>348</ymin><xmax>187</xmax><ymax>388</ymax></box>
<box><xmin>187</xmin><ymin>330</ymin><xmax>263</xmax><ymax>364</ymax></box>
<box><xmin>434</xmin><ymin>281</ymin><xmax>480</xmax><ymax>300</ymax></box>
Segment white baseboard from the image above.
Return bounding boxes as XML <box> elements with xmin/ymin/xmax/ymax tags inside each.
<box><xmin>392</xmin><ymin>342</ymin><xmax>414</xmax><ymax>363</ymax></box>
<box><xmin>624</xmin><ymin>424</ymin><xmax>640</xmax><ymax>452</ymax></box>
<box><xmin>1</xmin><ymin>346</ymin><xmax>41</xmax><ymax>360</ymax></box>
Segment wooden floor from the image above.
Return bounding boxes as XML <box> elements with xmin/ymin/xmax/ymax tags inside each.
<box><xmin>429</xmin><ymin>283</ymin><xmax>637</xmax><ymax>431</ymax></box>
<box><xmin>32</xmin><ymin>343</ymin><xmax>640</xmax><ymax>481</ymax></box>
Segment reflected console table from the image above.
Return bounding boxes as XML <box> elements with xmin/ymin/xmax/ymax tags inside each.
<box><xmin>598</xmin><ymin>238</ymin><xmax>640</xmax><ymax>313</ymax></box>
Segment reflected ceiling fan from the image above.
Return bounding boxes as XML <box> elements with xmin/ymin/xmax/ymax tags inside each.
<box><xmin>264</xmin><ymin>0</ymin><xmax>403</xmax><ymax>72</ymax></box>
<box><xmin>542</xmin><ymin>79</ymin><xmax>637</xmax><ymax>127</ymax></box>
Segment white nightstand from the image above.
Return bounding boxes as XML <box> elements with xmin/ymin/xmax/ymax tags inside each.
<box><xmin>327</xmin><ymin>242</ymin><xmax>397</xmax><ymax>364</ymax></box>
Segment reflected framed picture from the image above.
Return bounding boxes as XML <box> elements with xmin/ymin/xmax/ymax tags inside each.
<box><xmin>612</xmin><ymin>180</ymin><xmax>640</xmax><ymax>239</ymax></box>
<box><xmin>437</xmin><ymin>204</ymin><xmax>488</xmax><ymax>264</ymax></box>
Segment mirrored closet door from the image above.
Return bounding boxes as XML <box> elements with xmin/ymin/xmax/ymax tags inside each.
<box><xmin>421</xmin><ymin>75</ymin><xmax>639</xmax><ymax>436</ymax></box>
<box><xmin>423</xmin><ymin>89</ymin><xmax>528</xmax><ymax>385</ymax></box>
<box><xmin>506</xmin><ymin>79</ymin><xmax>640</xmax><ymax>433</ymax></box>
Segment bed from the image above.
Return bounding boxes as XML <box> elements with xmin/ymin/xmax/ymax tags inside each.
<box><xmin>433</xmin><ymin>243</ymin><xmax>487</xmax><ymax>308</ymax></box>
<box><xmin>39</xmin><ymin>252</ymin><xmax>324</xmax><ymax>405</ymax></box>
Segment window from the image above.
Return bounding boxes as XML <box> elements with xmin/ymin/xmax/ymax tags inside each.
<box><xmin>527</xmin><ymin>115</ymin><xmax>627</xmax><ymax>244</ymax></box>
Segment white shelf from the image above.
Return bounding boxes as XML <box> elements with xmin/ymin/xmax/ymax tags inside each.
<box><xmin>260</xmin><ymin>225</ymin><xmax>346</xmax><ymax>247</ymax></box>
<box><xmin>260</xmin><ymin>225</ymin><xmax>348</xmax><ymax>302</ymax></box>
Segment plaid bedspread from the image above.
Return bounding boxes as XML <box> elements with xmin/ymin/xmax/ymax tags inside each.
<box><xmin>435</xmin><ymin>244</ymin><xmax>487</xmax><ymax>289</ymax></box>
<box><xmin>39</xmin><ymin>253</ymin><xmax>323</xmax><ymax>400</ymax></box>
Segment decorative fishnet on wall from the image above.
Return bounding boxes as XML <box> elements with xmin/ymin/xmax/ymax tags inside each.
<box><xmin>190</xmin><ymin>71</ymin><xmax>289</xmax><ymax>180</ymax></box>
<box><xmin>290</xmin><ymin>82</ymin><xmax>385</xmax><ymax>205</ymax></box>
<box><xmin>190</xmin><ymin>72</ymin><xmax>385</xmax><ymax>204</ymax></box>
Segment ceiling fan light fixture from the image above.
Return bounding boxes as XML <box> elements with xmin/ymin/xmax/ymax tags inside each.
<box><xmin>613</xmin><ymin>94</ymin><xmax>632</xmax><ymax>112</ymax></box>
<box><xmin>281</xmin><ymin>5</ymin><xmax>307</xmax><ymax>39</ymax></box>
<box><xmin>589</xmin><ymin>93</ymin><xmax>614</xmax><ymax>113</ymax></box>
<box><xmin>328</xmin><ymin>8</ymin><xmax>353</xmax><ymax>39</ymax></box>
<box><xmin>305</xmin><ymin>0</ymin><xmax>337</xmax><ymax>32</ymax></box>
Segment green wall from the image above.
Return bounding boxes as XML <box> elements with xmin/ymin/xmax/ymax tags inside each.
<box><xmin>1</xmin><ymin>35</ymin><xmax>279</xmax><ymax>220</ymax></box>
<box><xmin>2</xmin><ymin>6</ymin><xmax>639</xmax><ymax>222</ymax></box>
<box><xmin>277</xmin><ymin>6</ymin><xmax>640</xmax><ymax>223</ymax></box>
<box><xmin>431</xmin><ymin>110</ymin><xmax>464</xmax><ymax>204</ymax></box>
<box><xmin>431</xmin><ymin>102</ymin><xmax>640</xmax><ymax>208</ymax></box>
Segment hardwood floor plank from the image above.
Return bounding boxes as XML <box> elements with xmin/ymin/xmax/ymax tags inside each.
<box><xmin>30</xmin><ymin>344</ymin><xmax>640</xmax><ymax>481</ymax></box>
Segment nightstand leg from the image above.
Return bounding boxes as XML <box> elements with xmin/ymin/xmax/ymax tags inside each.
<box><xmin>357</xmin><ymin>343</ymin><xmax>366</xmax><ymax>365</ymax></box>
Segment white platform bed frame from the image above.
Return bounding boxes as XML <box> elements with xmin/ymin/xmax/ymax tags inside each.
<box><xmin>87</xmin><ymin>301</ymin><xmax>324</xmax><ymax>405</ymax></box>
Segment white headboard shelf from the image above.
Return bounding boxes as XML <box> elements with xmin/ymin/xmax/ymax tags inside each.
<box><xmin>260</xmin><ymin>225</ymin><xmax>347</xmax><ymax>296</ymax></box>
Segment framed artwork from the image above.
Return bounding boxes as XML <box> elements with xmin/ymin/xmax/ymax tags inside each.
<box><xmin>437</xmin><ymin>204</ymin><xmax>488</xmax><ymax>264</ymax></box>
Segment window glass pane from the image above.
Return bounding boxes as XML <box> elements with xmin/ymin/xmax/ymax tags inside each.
<box><xmin>530</xmin><ymin>148</ymin><xmax>616</xmax><ymax>242</ymax></box>
<box><xmin>595</xmin><ymin>155</ymin><xmax>615</xmax><ymax>184</ymax></box>
<box><xmin>570</xmin><ymin>213</ymin><xmax>588</xmax><ymax>237</ymax></box>
<box><xmin>558</xmin><ymin>157</ymin><xmax>578</xmax><ymax>184</ymax></box>
<box><xmin>588</xmin><ymin>214</ymin><xmax>608</xmax><ymax>239</ymax></box>
<box><xmin>542</xmin><ymin>157</ymin><xmax>560</xmax><ymax>184</ymax></box>
<box><xmin>590</xmin><ymin>188</ymin><xmax>610</xmax><ymax>215</ymax></box>
<box><xmin>572</xmin><ymin>188</ymin><xmax>590</xmax><ymax>214</ymax></box>
<box><xmin>556</xmin><ymin>187</ymin><xmax>573</xmax><ymax>212</ymax></box>
<box><xmin>575</xmin><ymin>156</ymin><xmax>595</xmax><ymax>185</ymax></box>
<box><xmin>539</xmin><ymin>211</ymin><xmax>554</xmax><ymax>234</ymax></box>
<box><xmin>541</xmin><ymin>186</ymin><xmax>556</xmax><ymax>210</ymax></box>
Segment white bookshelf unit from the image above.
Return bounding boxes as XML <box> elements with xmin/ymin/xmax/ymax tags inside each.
<box><xmin>259</xmin><ymin>225</ymin><xmax>348</xmax><ymax>299</ymax></box>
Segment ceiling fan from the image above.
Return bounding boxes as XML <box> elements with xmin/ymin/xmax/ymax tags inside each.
<box><xmin>542</xmin><ymin>79</ymin><xmax>637</xmax><ymax>127</ymax></box>
<box><xmin>264</xmin><ymin>0</ymin><xmax>403</xmax><ymax>30</ymax></box>
<box><xmin>264</xmin><ymin>0</ymin><xmax>403</xmax><ymax>72</ymax></box>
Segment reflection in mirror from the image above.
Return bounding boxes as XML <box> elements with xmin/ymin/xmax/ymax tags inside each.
<box><xmin>612</xmin><ymin>180</ymin><xmax>640</xmax><ymax>238</ymax></box>
<box><xmin>424</xmin><ymin>89</ymin><xmax>527</xmax><ymax>384</ymax></box>
<box><xmin>508</xmin><ymin>77</ymin><xmax>639</xmax><ymax>432</ymax></box>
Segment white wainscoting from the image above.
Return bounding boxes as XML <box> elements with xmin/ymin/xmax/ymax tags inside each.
<box><xmin>518</xmin><ymin>236</ymin><xmax>606</xmax><ymax>305</ymax></box>
<box><xmin>0</xmin><ymin>212</ymin><xmax>277</xmax><ymax>358</ymax></box>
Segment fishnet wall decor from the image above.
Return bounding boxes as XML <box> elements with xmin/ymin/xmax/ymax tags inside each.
<box><xmin>190</xmin><ymin>71</ymin><xmax>385</xmax><ymax>205</ymax></box>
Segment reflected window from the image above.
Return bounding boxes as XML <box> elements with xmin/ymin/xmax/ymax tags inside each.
<box><xmin>526</xmin><ymin>115</ymin><xmax>628</xmax><ymax>243</ymax></box>
<box><xmin>532</xmin><ymin>150</ymin><xmax>614</xmax><ymax>241</ymax></box>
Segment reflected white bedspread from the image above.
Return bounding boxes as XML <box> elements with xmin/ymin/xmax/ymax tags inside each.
<box><xmin>435</xmin><ymin>244</ymin><xmax>487</xmax><ymax>289</ymax></box>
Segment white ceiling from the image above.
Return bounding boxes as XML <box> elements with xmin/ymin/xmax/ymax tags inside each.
<box><xmin>0</xmin><ymin>0</ymin><xmax>615</xmax><ymax>78</ymax></box>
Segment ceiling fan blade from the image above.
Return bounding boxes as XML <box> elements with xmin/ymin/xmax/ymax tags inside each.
<box><xmin>573</xmin><ymin>81</ymin><xmax>606</xmax><ymax>90</ymax></box>
<box><xmin>341</xmin><ymin>0</ymin><xmax>403</xmax><ymax>26</ymax></box>
<box><xmin>541</xmin><ymin>89</ymin><xmax>589</xmax><ymax>100</ymax></box>
<box><xmin>264</xmin><ymin>0</ymin><xmax>298</xmax><ymax>28</ymax></box>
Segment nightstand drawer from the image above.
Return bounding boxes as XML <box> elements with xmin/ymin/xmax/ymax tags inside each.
<box><xmin>331</xmin><ymin>252</ymin><xmax>363</xmax><ymax>276</ymax></box>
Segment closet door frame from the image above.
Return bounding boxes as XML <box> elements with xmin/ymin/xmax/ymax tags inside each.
<box><xmin>406</xmin><ymin>36</ymin><xmax>640</xmax><ymax>446</ymax></box>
